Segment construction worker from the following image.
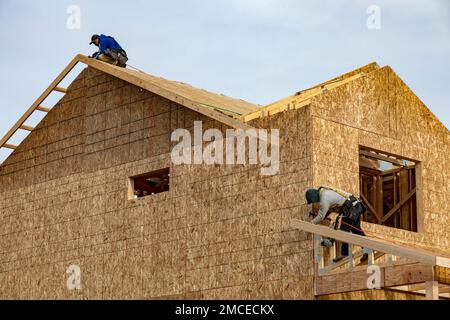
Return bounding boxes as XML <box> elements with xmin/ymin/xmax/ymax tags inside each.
<box><xmin>305</xmin><ymin>186</ymin><xmax>368</xmax><ymax>263</ymax></box>
<box><xmin>89</xmin><ymin>34</ymin><xmax>128</xmax><ymax>67</ymax></box>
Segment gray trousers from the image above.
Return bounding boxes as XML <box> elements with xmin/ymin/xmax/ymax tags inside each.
<box><xmin>98</xmin><ymin>48</ymin><xmax>128</xmax><ymax>67</ymax></box>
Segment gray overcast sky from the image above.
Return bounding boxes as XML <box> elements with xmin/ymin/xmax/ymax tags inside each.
<box><xmin>0</xmin><ymin>0</ymin><xmax>449</xmax><ymax>160</ymax></box>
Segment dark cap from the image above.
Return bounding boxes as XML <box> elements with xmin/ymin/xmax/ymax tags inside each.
<box><xmin>89</xmin><ymin>34</ymin><xmax>100</xmax><ymax>45</ymax></box>
<box><xmin>305</xmin><ymin>189</ymin><xmax>320</xmax><ymax>204</ymax></box>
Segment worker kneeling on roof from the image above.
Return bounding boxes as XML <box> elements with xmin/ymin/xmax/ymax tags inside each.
<box><xmin>305</xmin><ymin>186</ymin><xmax>368</xmax><ymax>263</ymax></box>
<box><xmin>89</xmin><ymin>34</ymin><xmax>128</xmax><ymax>68</ymax></box>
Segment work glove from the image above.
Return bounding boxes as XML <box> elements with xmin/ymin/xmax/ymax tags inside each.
<box><xmin>89</xmin><ymin>52</ymin><xmax>98</xmax><ymax>59</ymax></box>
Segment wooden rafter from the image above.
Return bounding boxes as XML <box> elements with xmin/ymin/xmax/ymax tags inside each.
<box><xmin>359</xmin><ymin>149</ymin><xmax>404</xmax><ymax>166</ymax></box>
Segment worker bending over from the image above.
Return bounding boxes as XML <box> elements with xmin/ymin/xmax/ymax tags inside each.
<box><xmin>89</xmin><ymin>34</ymin><xmax>128</xmax><ymax>68</ymax></box>
<box><xmin>305</xmin><ymin>186</ymin><xmax>367</xmax><ymax>263</ymax></box>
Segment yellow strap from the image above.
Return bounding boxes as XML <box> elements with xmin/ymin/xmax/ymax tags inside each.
<box><xmin>320</xmin><ymin>186</ymin><xmax>351</xmax><ymax>201</ymax></box>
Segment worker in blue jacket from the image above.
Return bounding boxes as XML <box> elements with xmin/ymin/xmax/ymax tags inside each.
<box><xmin>89</xmin><ymin>34</ymin><xmax>128</xmax><ymax>68</ymax></box>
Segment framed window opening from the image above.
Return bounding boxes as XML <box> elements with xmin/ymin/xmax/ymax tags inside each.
<box><xmin>128</xmin><ymin>168</ymin><xmax>170</xmax><ymax>200</ymax></box>
<box><xmin>359</xmin><ymin>146</ymin><xmax>422</xmax><ymax>232</ymax></box>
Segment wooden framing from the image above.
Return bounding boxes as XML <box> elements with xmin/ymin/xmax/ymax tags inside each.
<box><xmin>76</xmin><ymin>55</ymin><xmax>255</xmax><ymax>132</ymax></box>
<box><xmin>296</xmin><ymin>219</ymin><xmax>450</xmax><ymax>299</ymax></box>
<box><xmin>291</xmin><ymin>219</ymin><xmax>450</xmax><ymax>267</ymax></box>
<box><xmin>19</xmin><ymin>125</ymin><xmax>34</xmax><ymax>132</ymax></box>
<box><xmin>381</xmin><ymin>188</ymin><xmax>416</xmax><ymax>223</ymax></box>
<box><xmin>54</xmin><ymin>86</ymin><xmax>67</xmax><ymax>93</ymax></box>
<box><xmin>241</xmin><ymin>62</ymin><xmax>380</xmax><ymax>122</ymax></box>
<box><xmin>3</xmin><ymin>144</ymin><xmax>17</xmax><ymax>150</ymax></box>
<box><xmin>0</xmin><ymin>55</ymin><xmax>80</xmax><ymax>153</ymax></box>
<box><xmin>359</xmin><ymin>147</ymin><xmax>419</xmax><ymax>231</ymax></box>
<box><xmin>0</xmin><ymin>54</ymin><xmax>258</xmax><ymax>164</ymax></box>
<box><xmin>315</xmin><ymin>263</ymin><xmax>434</xmax><ymax>296</ymax></box>
<box><xmin>36</xmin><ymin>106</ymin><xmax>51</xmax><ymax>112</ymax></box>
<box><xmin>359</xmin><ymin>149</ymin><xmax>405</xmax><ymax>166</ymax></box>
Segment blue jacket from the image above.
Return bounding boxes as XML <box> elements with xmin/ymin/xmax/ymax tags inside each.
<box><xmin>95</xmin><ymin>35</ymin><xmax>123</xmax><ymax>59</ymax></box>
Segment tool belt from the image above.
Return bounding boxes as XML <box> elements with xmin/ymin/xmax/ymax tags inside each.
<box><xmin>340</xmin><ymin>195</ymin><xmax>366</xmax><ymax>223</ymax></box>
<box><xmin>318</xmin><ymin>186</ymin><xmax>365</xmax><ymax>223</ymax></box>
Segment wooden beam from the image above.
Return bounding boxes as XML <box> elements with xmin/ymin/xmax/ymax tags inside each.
<box><xmin>36</xmin><ymin>106</ymin><xmax>51</xmax><ymax>112</ymax></box>
<box><xmin>381</xmin><ymin>188</ymin><xmax>416</xmax><ymax>223</ymax></box>
<box><xmin>425</xmin><ymin>280</ymin><xmax>439</xmax><ymax>300</ymax></box>
<box><xmin>19</xmin><ymin>124</ymin><xmax>34</xmax><ymax>131</ymax></box>
<box><xmin>360</xmin><ymin>193</ymin><xmax>382</xmax><ymax>223</ymax></box>
<box><xmin>77</xmin><ymin>55</ymin><xmax>255</xmax><ymax>132</ymax></box>
<box><xmin>291</xmin><ymin>219</ymin><xmax>450</xmax><ymax>267</ymax></box>
<box><xmin>359</xmin><ymin>149</ymin><xmax>404</xmax><ymax>166</ymax></box>
<box><xmin>0</xmin><ymin>56</ymin><xmax>80</xmax><ymax>149</ymax></box>
<box><xmin>241</xmin><ymin>66</ymin><xmax>376</xmax><ymax>122</ymax></box>
<box><xmin>54</xmin><ymin>86</ymin><xmax>67</xmax><ymax>93</ymax></box>
<box><xmin>3</xmin><ymin>143</ymin><xmax>17</xmax><ymax>150</ymax></box>
<box><xmin>315</xmin><ymin>263</ymin><xmax>433</xmax><ymax>296</ymax></box>
<box><xmin>360</xmin><ymin>146</ymin><xmax>418</xmax><ymax>163</ymax></box>
<box><xmin>379</xmin><ymin>167</ymin><xmax>405</xmax><ymax>176</ymax></box>
<box><xmin>385</xmin><ymin>264</ymin><xmax>433</xmax><ymax>287</ymax></box>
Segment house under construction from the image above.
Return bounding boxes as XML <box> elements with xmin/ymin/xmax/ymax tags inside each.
<box><xmin>0</xmin><ymin>55</ymin><xmax>449</xmax><ymax>299</ymax></box>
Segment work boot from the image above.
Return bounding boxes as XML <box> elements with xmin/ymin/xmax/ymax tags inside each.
<box><xmin>360</xmin><ymin>253</ymin><xmax>369</xmax><ymax>263</ymax></box>
<box><xmin>333</xmin><ymin>254</ymin><xmax>348</xmax><ymax>263</ymax></box>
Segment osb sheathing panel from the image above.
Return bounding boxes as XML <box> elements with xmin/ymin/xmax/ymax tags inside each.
<box><xmin>311</xmin><ymin>65</ymin><xmax>450</xmax><ymax>261</ymax></box>
<box><xmin>0</xmin><ymin>67</ymin><xmax>314</xmax><ymax>299</ymax></box>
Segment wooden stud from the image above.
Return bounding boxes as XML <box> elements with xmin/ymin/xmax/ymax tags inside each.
<box><xmin>36</xmin><ymin>106</ymin><xmax>51</xmax><ymax>112</ymax></box>
<box><xmin>127</xmin><ymin>177</ymin><xmax>135</xmax><ymax>201</ymax></box>
<box><xmin>19</xmin><ymin>124</ymin><xmax>34</xmax><ymax>131</ymax></box>
<box><xmin>54</xmin><ymin>86</ymin><xmax>67</xmax><ymax>93</ymax></box>
<box><xmin>387</xmin><ymin>254</ymin><xmax>394</xmax><ymax>266</ymax></box>
<box><xmin>314</xmin><ymin>235</ymin><xmax>325</xmax><ymax>274</ymax></box>
<box><xmin>377</xmin><ymin>176</ymin><xmax>383</xmax><ymax>222</ymax></box>
<box><xmin>425</xmin><ymin>281</ymin><xmax>439</xmax><ymax>300</ymax></box>
<box><xmin>330</xmin><ymin>242</ymin><xmax>337</xmax><ymax>263</ymax></box>
<box><xmin>415</xmin><ymin>163</ymin><xmax>424</xmax><ymax>233</ymax></box>
<box><xmin>348</xmin><ymin>244</ymin><xmax>353</xmax><ymax>271</ymax></box>
<box><xmin>3</xmin><ymin>143</ymin><xmax>17</xmax><ymax>150</ymax></box>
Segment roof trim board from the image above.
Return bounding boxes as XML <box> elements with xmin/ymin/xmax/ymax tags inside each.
<box><xmin>77</xmin><ymin>55</ymin><xmax>255</xmax><ymax>131</ymax></box>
